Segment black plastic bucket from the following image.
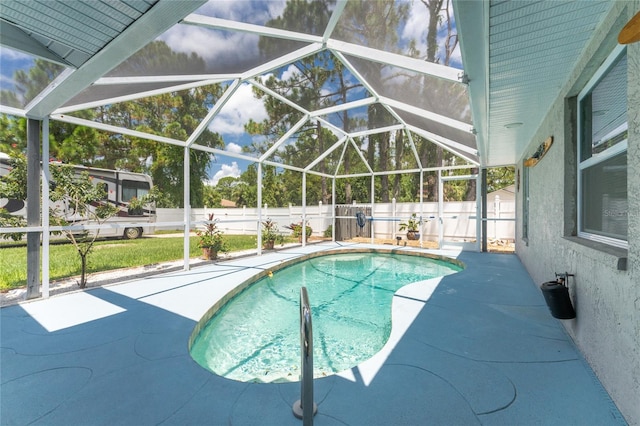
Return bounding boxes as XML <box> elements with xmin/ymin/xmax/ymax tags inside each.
<box><xmin>540</xmin><ymin>281</ymin><xmax>576</xmax><ymax>319</ymax></box>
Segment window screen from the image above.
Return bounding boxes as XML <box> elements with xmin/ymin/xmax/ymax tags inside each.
<box><xmin>578</xmin><ymin>47</ymin><xmax>627</xmax><ymax>248</ymax></box>
<box><xmin>580</xmin><ymin>152</ymin><xmax>627</xmax><ymax>240</ymax></box>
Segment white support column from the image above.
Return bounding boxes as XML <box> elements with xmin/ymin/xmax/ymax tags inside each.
<box><xmin>494</xmin><ymin>195</ymin><xmax>501</xmax><ymax>240</ymax></box>
<box><xmin>42</xmin><ymin>118</ymin><xmax>50</xmax><ymax>298</ymax></box>
<box><xmin>438</xmin><ymin>170</ymin><xmax>444</xmax><ymax>249</ymax></box>
<box><xmin>318</xmin><ymin>200</ymin><xmax>323</xmax><ymax>240</ymax></box>
<box><xmin>332</xmin><ymin>178</ymin><xmax>336</xmax><ymax>242</ymax></box>
<box><xmin>370</xmin><ymin>175</ymin><xmax>375</xmax><ymax>244</ymax></box>
<box><xmin>476</xmin><ymin>172</ymin><xmax>482</xmax><ymax>252</ymax></box>
<box><xmin>392</xmin><ymin>197</ymin><xmax>397</xmax><ymax>240</ymax></box>
<box><xmin>183</xmin><ymin>146</ymin><xmax>191</xmax><ymax>270</ymax></box>
<box><xmin>420</xmin><ymin>170</ymin><xmax>425</xmax><ymax>248</ymax></box>
<box><xmin>242</xmin><ymin>205</ymin><xmax>246</xmax><ymax>234</ymax></box>
<box><xmin>481</xmin><ymin>168</ymin><xmax>487</xmax><ymax>252</ymax></box>
<box><xmin>257</xmin><ymin>162</ymin><xmax>263</xmax><ymax>255</ymax></box>
<box><xmin>302</xmin><ymin>172</ymin><xmax>307</xmax><ymax>247</ymax></box>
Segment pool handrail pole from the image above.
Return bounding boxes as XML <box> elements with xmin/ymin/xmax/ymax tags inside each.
<box><xmin>301</xmin><ymin>287</ymin><xmax>313</xmax><ymax>425</ymax></box>
<box><xmin>293</xmin><ymin>286</ymin><xmax>317</xmax><ymax>424</ymax></box>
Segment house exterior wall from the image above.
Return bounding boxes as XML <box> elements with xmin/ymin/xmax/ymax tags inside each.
<box><xmin>515</xmin><ymin>3</ymin><xmax>639</xmax><ymax>424</ymax></box>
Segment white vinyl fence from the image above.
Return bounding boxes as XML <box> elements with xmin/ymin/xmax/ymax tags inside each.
<box><xmin>157</xmin><ymin>196</ymin><xmax>515</xmax><ymax>242</ymax></box>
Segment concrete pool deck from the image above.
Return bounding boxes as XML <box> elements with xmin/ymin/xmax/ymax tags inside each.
<box><xmin>0</xmin><ymin>242</ymin><xmax>627</xmax><ymax>425</ymax></box>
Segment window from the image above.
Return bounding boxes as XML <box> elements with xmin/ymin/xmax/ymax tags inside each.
<box><xmin>121</xmin><ymin>179</ymin><xmax>150</xmax><ymax>202</ymax></box>
<box><xmin>577</xmin><ymin>46</ymin><xmax>627</xmax><ymax>249</ymax></box>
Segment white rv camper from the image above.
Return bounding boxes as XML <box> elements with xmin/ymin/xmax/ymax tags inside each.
<box><xmin>0</xmin><ymin>153</ymin><xmax>155</xmax><ymax>239</ymax></box>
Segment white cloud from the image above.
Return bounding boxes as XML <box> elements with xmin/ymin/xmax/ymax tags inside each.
<box><xmin>208</xmin><ymin>83</ymin><xmax>268</xmax><ymax>135</ymax></box>
<box><xmin>265</xmin><ymin>1</ymin><xmax>287</xmax><ymax>20</ymax></box>
<box><xmin>0</xmin><ymin>46</ymin><xmax>34</xmax><ymax>93</ymax></box>
<box><xmin>195</xmin><ymin>0</ymin><xmax>250</xmax><ymax>21</ymax></box>
<box><xmin>195</xmin><ymin>0</ymin><xmax>286</xmax><ymax>25</ymax></box>
<box><xmin>226</xmin><ymin>142</ymin><xmax>242</xmax><ymax>153</ymax></box>
<box><xmin>280</xmin><ymin>64</ymin><xmax>301</xmax><ymax>81</ymax></box>
<box><xmin>210</xmin><ymin>162</ymin><xmax>241</xmax><ymax>185</ymax></box>
<box><xmin>402</xmin><ymin>2</ymin><xmax>429</xmax><ymax>53</ymax></box>
<box><xmin>0</xmin><ymin>46</ymin><xmax>32</xmax><ymax>61</ymax></box>
<box><xmin>160</xmin><ymin>25</ymin><xmax>258</xmax><ymax>68</ymax></box>
<box><xmin>401</xmin><ymin>1</ymin><xmax>461</xmax><ymax>68</ymax></box>
<box><xmin>161</xmin><ymin>0</ymin><xmax>287</xmax><ymax>70</ymax></box>
<box><xmin>0</xmin><ymin>73</ymin><xmax>16</xmax><ymax>90</ymax></box>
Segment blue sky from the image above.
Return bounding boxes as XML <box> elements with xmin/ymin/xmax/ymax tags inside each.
<box><xmin>0</xmin><ymin>46</ymin><xmax>34</xmax><ymax>96</ymax></box>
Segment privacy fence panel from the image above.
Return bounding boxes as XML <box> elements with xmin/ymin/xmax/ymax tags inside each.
<box><xmin>156</xmin><ymin>198</ymin><xmax>514</xmax><ymax>242</ymax></box>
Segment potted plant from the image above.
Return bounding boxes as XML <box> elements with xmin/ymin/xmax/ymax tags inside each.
<box><xmin>261</xmin><ymin>218</ymin><xmax>284</xmax><ymax>249</ymax></box>
<box><xmin>399</xmin><ymin>213</ymin><xmax>421</xmax><ymax>240</ymax></box>
<box><xmin>285</xmin><ymin>221</ymin><xmax>312</xmax><ymax>243</ymax></box>
<box><xmin>196</xmin><ymin>213</ymin><xmax>227</xmax><ymax>260</ymax></box>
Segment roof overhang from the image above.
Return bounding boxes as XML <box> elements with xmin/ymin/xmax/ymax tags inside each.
<box><xmin>454</xmin><ymin>0</ymin><xmax>625</xmax><ymax>167</ymax></box>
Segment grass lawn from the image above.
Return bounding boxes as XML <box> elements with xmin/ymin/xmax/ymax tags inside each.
<box><xmin>0</xmin><ymin>234</ymin><xmax>264</xmax><ymax>292</ymax></box>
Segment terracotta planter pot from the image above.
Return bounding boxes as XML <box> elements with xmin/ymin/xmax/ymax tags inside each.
<box><xmin>201</xmin><ymin>247</ymin><xmax>218</xmax><ymax>260</ymax></box>
<box><xmin>263</xmin><ymin>240</ymin><xmax>275</xmax><ymax>250</ymax></box>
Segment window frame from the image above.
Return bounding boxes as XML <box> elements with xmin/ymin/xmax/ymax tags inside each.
<box><xmin>576</xmin><ymin>44</ymin><xmax>627</xmax><ymax>249</ymax></box>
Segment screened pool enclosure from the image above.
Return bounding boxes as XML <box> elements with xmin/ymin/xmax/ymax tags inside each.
<box><xmin>1</xmin><ymin>1</ymin><xmax>488</xmax><ymax>298</ymax></box>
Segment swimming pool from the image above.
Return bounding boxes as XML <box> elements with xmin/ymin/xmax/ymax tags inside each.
<box><xmin>190</xmin><ymin>250</ymin><xmax>462</xmax><ymax>383</ymax></box>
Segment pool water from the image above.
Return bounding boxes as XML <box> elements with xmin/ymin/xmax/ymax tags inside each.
<box><xmin>190</xmin><ymin>252</ymin><xmax>461</xmax><ymax>383</ymax></box>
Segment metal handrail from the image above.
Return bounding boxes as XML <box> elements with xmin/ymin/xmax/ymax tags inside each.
<box><xmin>293</xmin><ymin>286</ymin><xmax>317</xmax><ymax>424</ymax></box>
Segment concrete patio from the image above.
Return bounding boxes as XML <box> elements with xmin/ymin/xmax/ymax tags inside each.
<box><xmin>0</xmin><ymin>243</ymin><xmax>627</xmax><ymax>425</ymax></box>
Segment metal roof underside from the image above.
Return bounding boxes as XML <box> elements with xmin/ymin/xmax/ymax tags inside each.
<box><xmin>0</xmin><ymin>0</ymin><xmax>625</xmax><ymax>169</ymax></box>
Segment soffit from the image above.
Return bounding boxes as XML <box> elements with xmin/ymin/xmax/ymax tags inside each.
<box><xmin>0</xmin><ymin>0</ymin><xmax>158</xmax><ymax>68</ymax></box>
<box><xmin>456</xmin><ymin>0</ymin><xmax>616</xmax><ymax>167</ymax></box>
